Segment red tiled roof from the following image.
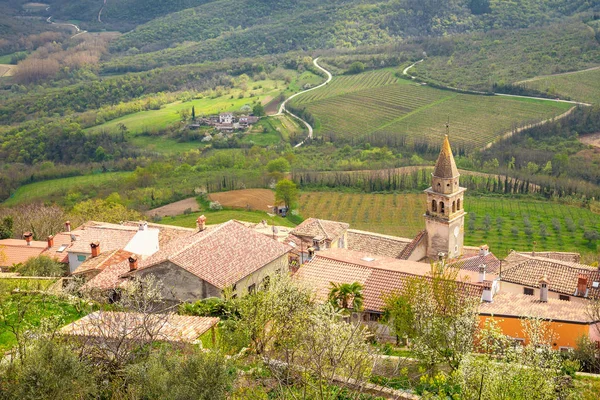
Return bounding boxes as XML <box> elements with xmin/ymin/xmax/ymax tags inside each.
<box><xmin>73</xmin><ymin>249</ymin><xmax>133</xmax><ymax>277</ymax></box>
<box><xmin>292</xmin><ymin>218</ymin><xmax>348</xmax><ymax>241</ymax></box>
<box><xmin>68</xmin><ymin>224</ymin><xmax>137</xmax><ymax>254</ymax></box>
<box><xmin>399</xmin><ymin>230</ymin><xmax>427</xmax><ymax>260</ymax></box>
<box><xmin>296</xmin><ymin>250</ymin><xmax>483</xmax><ymax>312</ymax></box>
<box><xmin>121</xmin><ymin>221</ymin><xmax>195</xmax><ymax>247</ymax></box>
<box><xmin>347</xmin><ymin>229</ymin><xmax>410</xmax><ymax>259</ymax></box>
<box><xmin>41</xmin><ymin>233</ymin><xmax>73</xmax><ymax>263</ymax></box>
<box><xmin>61</xmin><ymin>312</ymin><xmax>218</xmax><ymax>343</ymax></box>
<box><xmin>449</xmin><ymin>253</ymin><xmax>501</xmax><ymax>274</ymax></box>
<box><xmin>516</xmin><ymin>251</ymin><xmax>581</xmax><ymax>263</ymax></box>
<box><xmin>479</xmin><ymin>291</ymin><xmax>597</xmax><ymax>324</ymax></box>
<box><xmin>502</xmin><ymin>252</ymin><xmax>600</xmax><ymax>298</ymax></box>
<box><xmin>83</xmin><ymin>259</ymin><xmax>131</xmax><ymax>291</ymax></box>
<box><xmin>0</xmin><ymin>239</ymin><xmax>46</xmax><ymax>266</ymax></box>
<box><xmin>126</xmin><ymin>220</ymin><xmax>291</xmax><ymax>289</ymax></box>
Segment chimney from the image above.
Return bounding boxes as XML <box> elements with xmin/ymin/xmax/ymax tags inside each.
<box><xmin>539</xmin><ymin>275</ymin><xmax>550</xmax><ymax>302</ymax></box>
<box><xmin>23</xmin><ymin>232</ymin><xmax>33</xmax><ymax>246</ymax></box>
<box><xmin>479</xmin><ymin>245</ymin><xmax>489</xmax><ymax>257</ymax></box>
<box><xmin>197</xmin><ymin>215</ymin><xmax>207</xmax><ymax>232</ymax></box>
<box><xmin>65</xmin><ymin>221</ymin><xmax>71</xmax><ymax>232</ymax></box>
<box><xmin>128</xmin><ymin>256</ymin><xmax>138</xmax><ymax>271</ymax></box>
<box><xmin>47</xmin><ymin>235</ymin><xmax>54</xmax><ymax>248</ymax></box>
<box><xmin>482</xmin><ymin>281</ymin><xmax>493</xmax><ymax>302</ymax></box>
<box><xmin>90</xmin><ymin>242</ymin><xmax>100</xmax><ymax>258</ymax></box>
<box><xmin>478</xmin><ymin>264</ymin><xmax>486</xmax><ymax>283</ymax></box>
<box><xmin>577</xmin><ymin>274</ymin><xmax>588</xmax><ymax>296</ymax></box>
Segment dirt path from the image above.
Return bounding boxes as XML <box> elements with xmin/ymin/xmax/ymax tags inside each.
<box><xmin>272</xmin><ymin>57</ymin><xmax>332</xmax><ymax>148</ymax></box>
<box><xmin>148</xmin><ymin>198</ymin><xmax>200</xmax><ymax>217</ymax></box>
<box><xmin>516</xmin><ymin>65</ymin><xmax>600</xmax><ymax>85</ymax></box>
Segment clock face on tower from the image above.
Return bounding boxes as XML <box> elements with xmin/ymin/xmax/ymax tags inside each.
<box><xmin>454</xmin><ymin>226</ymin><xmax>460</xmax><ymax>238</ymax></box>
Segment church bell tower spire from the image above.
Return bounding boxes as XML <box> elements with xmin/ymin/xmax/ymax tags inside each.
<box><xmin>424</xmin><ymin>134</ymin><xmax>466</xmax><ymax>259</ymax></box>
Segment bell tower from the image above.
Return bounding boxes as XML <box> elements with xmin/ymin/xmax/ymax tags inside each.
<box><xmin>424</xmin><ymin>133</ymin><xmax>466</xmax><ymax>260</ymax></box>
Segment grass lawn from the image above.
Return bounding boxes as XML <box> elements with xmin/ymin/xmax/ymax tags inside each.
<box><xmin>0</xmin><ymin>54</ymin><xmax>14</xmax><ymax>64</ymax></box>
<box><xmin>0</xmin><ymin>278</ymin><xmax>57</xmax><ymax>294</ymax></box>
<box><xmin>520</xmin><ymin>67</ymin><xmax>600</xmax><ymax>105</ymax></box>
<box><xmin>159</xmin><ymin>209</ymin><xmax>296</xmax><ymax>229</ymax></box>
<box><xmin>0</xmin><ymin>292</ymin><xmax>86</xmax><ymax>352</ymax></box>
<box><xmin>298</xmin><ymin>192</ymin><xmax>600</xmax><ymax>259</ymax></box>
<box><xmin>4</xmin><ymin>172</ymin><xmax>133</xmax><ymax>206</ymax></box>
<box><xmin>85</xmin><ymin>78</ymin><xmax>286</xmax><ymax>136</ymax></box>
<box><xmin>291</xmin><ymin>69</ymin><xmax>570</xmax><ymax>150</ymax></box>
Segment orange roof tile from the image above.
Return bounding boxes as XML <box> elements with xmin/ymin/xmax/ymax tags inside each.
<box><xmin>41</xmin><ymin>233</ymin><xmax>73</xmax><ymax>263</ymax></box>
<box><xmin>125</xmin><ymin>220</ymin><xmax>291</xmax><ymax>289</ymax></box>
<box><xmin>347</xmin><ymin>229</ymin><xmax>410</xmax><ymax>258</ymax></box>
<box><xmin>73</xmin><ymin>249</ymin><xmax>133</xmax><ymax>276</ymax></box>
<box><xmin>296</xmin><ymin>250</ymin><xmax>483</xmax><ymax>312</ymax></box>
<box><xmin>0</xmin><ymin>239</ymin><xmax>46</xmax><ymax>266</ymax></box>
<box><xmin>68</xmin><ymin>225</ymin><xmax>137</xmax><ymax>254</ymax></box>
<box><xmin>292</xmin><ymin>218</ymin><xmax>348</xmax><ymax>241</ymax></box>
<box><xmin>479</xmin><ymin>291</ymin><xmax>597</xmax><ymax>324</ymax></box>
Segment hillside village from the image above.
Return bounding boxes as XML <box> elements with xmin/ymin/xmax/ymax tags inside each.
<box><xmin>2</xmin><ymin>1</ymin><xmax>600</xmax><ymax>398</ymax></box>
<box><xmin>3</xmin><ymin>136</ymin><xmax>599</xmax><ymax>356</ymax></box>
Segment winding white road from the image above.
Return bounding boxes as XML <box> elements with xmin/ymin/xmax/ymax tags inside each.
<box><xmin>274</xmin><ymin>57</ymin><xmax>332</xmax><ymax>148</ymax></box>
<box><xmin>46</xmin><ymin>7</ymin><xmax>87</xmax><ymax>38</ymax></box>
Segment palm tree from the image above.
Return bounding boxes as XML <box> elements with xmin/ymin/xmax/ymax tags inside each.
<box><xmin>328</xmin><ymin>282</ymin><xmax>364</xmax><ymax>312</ymax></box>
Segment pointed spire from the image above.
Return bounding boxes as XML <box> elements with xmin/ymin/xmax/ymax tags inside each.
<box><xmin>433</xmin><ymin>135</ymin><xmax>459</xmax><ymax>179</ymax></box>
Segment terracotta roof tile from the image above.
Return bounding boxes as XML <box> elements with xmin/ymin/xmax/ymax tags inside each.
<box><xmin>83</xmin><ymin>259</ymin><xmax>131</xmax><ymax>291</ymax></box>
<box><xmin>347</xmin><ymin>229</ymin><xmax>410</xmax><ymax>258</ymax></box>
<box><xmin>296</xmin><ymin>250</ymin><xmax>483</xmax><ymax>312</ymax></box>
<box><xmin>399</xmin><ymin>230</ymin><xmax>427</xmax><ymax>260</ymax></box>
<box><xmin>502</xmin><ymin>252</ymin><xmax>600</xmax><ymax>298</ymax></box>
<box><xmin>73</xmin><ymin>249</ymin><xmax>133</xmax><ymax>277</ymax></box>
<box><xmin>41</xmin><ymin>233</ymin><xmax>73</xmax><ymax>263</ymax></box>
<box><xmin>60</xmin><ymin>311</ymin><xmax>218</xmax><ymax>343</ymax></box>
<box><xmin>291</xmin><ymin>218</ymin><xmax>348</xmax><ymax>241</ymax></box>
<box><xmin>68</xmin><ymin>225</ymin><xmax>137</xmax><ymax>254</ymax></box>
<box><xmin>0</xmin><ymin>239</ymin><xmax>46</xmax><ymax>266</ymax></box>
<box><xmin>516</xmin><ymin>251</ymin><xmax>581</xmax><ymax>263</ymax></box>
<box><xmin>121</xmin><ymin>221</ymin><xmax>195</xmax><ymax>247</ymax></box>
<box><xmin>433</xmin><ymin>135</ymin><xmax>459</xmax><ymax>179</ymax></box>
<box><xmin>479</xmin><ymin>291</ymin><xmax>596</xmax><ymax>323</ymax></box>
<box><xmin>127</xmin><ymin>220</ymin><xmax>291</xmax><ymax>289</ymax></box>
<box><xmin>450</xmin><ymin>253</ymin><xmax>501</xmax><ymax>274</ymax></box>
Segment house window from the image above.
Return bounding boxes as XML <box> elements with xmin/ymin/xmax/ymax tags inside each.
<box><xmin>457</xmin><ymin>199</ymin><xmax>461</xmax><ymax>210</ymax></box>
<box><xmin>77</xmin><ymin>255</ymin><xmax>87</xmax><ymax>262</ymax></box>
<box><xmin>232</xmin><ymin>283</ymin><xmax>237</xmax><ymax>292</ymax></box>
<box><xmin>559</xmin><ymin>294</ymin><xmax>570</xmax><ymax>301</ymax></box>
<box><xmin>523</xmin><ymin>288</ymin><xmax>534</xmax><ymax>296</ymax></box>
<box><xmin>452</xmin><ymin>201</ymin><xmax>456</xmax><ymax>213</ymax></box>
<box><xmin>262</xmin><ymin>276</ymin><xmax>270</xmax><ymax>290</ymax></box>
<box><xmin>513</xmin><ymin>338</ymin><xmax>525</xmax><ymax>346</ymax></box>
<box><xmin>248</xmin><ymin>284</ymin><xmax>256</xmax><ymax>294</ymax></box>
<box><xmin>440</xmin><ymin>202</ymin><xmax>445</xmax><ymax>215</ymax></box>
<box><xmin>432</xmin><ymin>200</ymin><xmax>438</xmax><ymax>212</ymax></box>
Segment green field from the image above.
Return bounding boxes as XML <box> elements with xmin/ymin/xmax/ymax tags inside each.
<box><xmin>291</xmin><ymin>69</ymin><xmax>571</xmax><ymax>150</ymax></box>
<box><xmin>520</xmin><ymin>67</ymin><xmax>600</xmax><ymax>105</ymax></box>
<box><xmin>298</xmin><ymin>192</ymin><xmax>600</xmax><ymax>258</ymax></box>
<box><xmin>158</xmin><ymin>209</ymin><xmax>296</xmax><ymax>228</ymax></box>
<box><xmin>86</xmin><ymin>78</ymin><xmax>286</xmax><ymax>135</ymax></box>
<box><xmin>4</xmin><ymin>172</ymin><xmax>133</xmax><ymax>206</ymax></box>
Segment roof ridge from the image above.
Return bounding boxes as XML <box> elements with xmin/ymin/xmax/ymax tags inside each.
<box><xmin>315</xmin><ymin>219</ymin><xmax>330</xmax><ymax>239</ymax></box>
<box><xmin>166</xmin><ymin>221</ymin><xmax>232</xmax><ymax>263</ymax></box>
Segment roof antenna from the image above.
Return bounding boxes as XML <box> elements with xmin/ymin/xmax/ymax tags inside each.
<box><xmin>446</xmin><ymin>116</ymin><xmax>450</xmax><ymax>137</ymax></box>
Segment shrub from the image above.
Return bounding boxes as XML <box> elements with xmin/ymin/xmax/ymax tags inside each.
<box><xmin>209</xmin><ymin>201</ymin><xmax>223</xmax><ymax>211</ymax></box>
<box><xmin>16</xmin><ymin>256</ymin><xmax>65</xmax><ymax>277</ymax></box>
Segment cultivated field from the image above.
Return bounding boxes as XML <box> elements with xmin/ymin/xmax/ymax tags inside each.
<box><xmin>298</xmin><ymin>192</ymin><xmax>600</xmax><ymax>258</ymax></box>
<box><xmin>208</xmin><ymin>189</ymin><xmax>275</xmax><ymax>212</ymax></box>
<box><xmin>86</xmin><ymin>78</ymin><xmax>286</xmax><ymax>135</ymax></box>
<box><xmin>159</xmin><ymin>210</ymin><xmax>294</xmax><ymax>228</ymax></box>
<box><xmin>519</xmin><ymin>67</ymin><xmax>600</xmax><ymax>105</ymax></box>
<box><xmin>3</xmin><ymin>172</ymin><xmax>133</xmax><ymax>206</ymax></box>
<box><xmin>0</xmin><ymin>64</ymin><xmax>15</xmax><ymax>77</ymax></box>
<box><xmin>148</xmin><ymin>197</ymin><xmax>200</xmax><ymax>217</ymax></box>
<box><xmin>291</xmin><ymin>69</ymin><xmax>571</xmax><ymax>150</ymax></box>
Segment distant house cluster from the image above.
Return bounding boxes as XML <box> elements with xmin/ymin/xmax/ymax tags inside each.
<box><xmin>188</xmin><ymin>112</ymin><xmax>260</xmax><ymax>134</ymax></box>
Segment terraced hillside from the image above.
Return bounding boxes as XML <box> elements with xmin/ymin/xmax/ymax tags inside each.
<box><xmin>291</xmin><ymin>69</ymin><xmax>572</xmax><ymax>150</ymax></box>
<box><xmin>520</xmin><ymin>67</ymin><xmax>600</xmax><ymax>105</ymax></box>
